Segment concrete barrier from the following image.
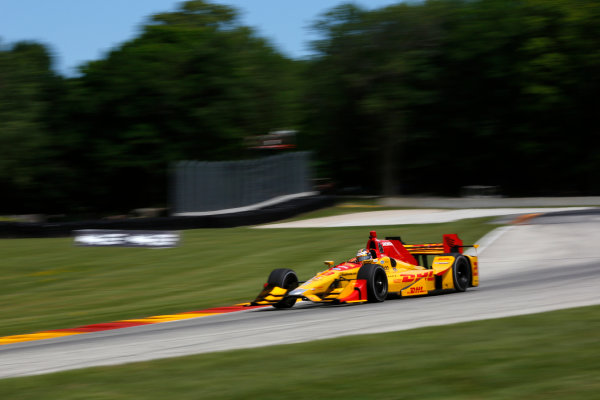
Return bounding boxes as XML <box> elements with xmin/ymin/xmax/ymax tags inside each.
<box><xmin>0</xmin><ymin>196</ymin><xmax>335</xmax><ymax>238</ymax></box>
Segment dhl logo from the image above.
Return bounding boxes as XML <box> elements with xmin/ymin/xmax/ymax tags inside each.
<box><xmin>396</xmin><ymin>270</ymin><xmax>434</xmax><ymax>283</ymax></box>
<box><xmin>408</xmin><ymin>286</ymin><xmax>426</xmax><ymax>294</ymax></box>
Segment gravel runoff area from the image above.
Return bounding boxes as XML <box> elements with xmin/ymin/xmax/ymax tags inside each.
<box><xmin>255</xmin><ymin>207</ymin><xmax>594</xmax><ymax>228</ymax></box>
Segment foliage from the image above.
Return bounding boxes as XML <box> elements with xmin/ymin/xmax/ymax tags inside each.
<box><xmin>304</xmin><ymin>3</ymin><xmax>444</xmax><ymax>194</ymax></box>
<box><xmin>61</xmin><ymin>0</ymin><xmax>301</xmax><ymax>213</ymax></box>
<box><xmin>0</xmin><ymin>42</ymin><xmax>70</xmax><ymax>211</ymax></box>
<box><xmin>1</xmin><ymin>0</ymin><xmax>599</xmax><ymax>213</ymax></box>
<box><xmin>1</xmin><ymin>1</ymin><xmax>301</xmax><ymax>214</ymax></box>
<box><xmin>304</xmin><ymin>0</ymin><xmax>600</xmax><ymax>195</ymax></box>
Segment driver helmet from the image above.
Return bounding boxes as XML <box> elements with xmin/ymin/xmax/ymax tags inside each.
<box><xmin>356</xmin><ymin>248</ymin><xmax>372</xmax><ymax>263</ymax></box>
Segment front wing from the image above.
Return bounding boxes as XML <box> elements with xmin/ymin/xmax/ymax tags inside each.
<box><xmin>248</xmin><ymin>279</ymin><xmax>370</xmax><ymax>306</ymax></box>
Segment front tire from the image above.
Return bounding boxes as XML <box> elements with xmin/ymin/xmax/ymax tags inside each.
<box><xmin>357</xmin><ymin>263</ymin><xmax>388</xmax><ymax>302</ymax></box>
<box><xmin>267</xmin><ymin>268</ymin><xmax>299</xmax><ymax>309</ymax></box>
<box><xmin>452</xmin><ymin>255</ymin><xmax>471</xmax><ymax>292</ymax></box>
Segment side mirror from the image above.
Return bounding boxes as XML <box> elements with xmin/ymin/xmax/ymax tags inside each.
<box><xmin>324</xmin><ymin>260</ymin><xmax>334</xmax><ymax>267</ymax></box>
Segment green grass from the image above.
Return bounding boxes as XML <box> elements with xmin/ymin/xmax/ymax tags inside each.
<box><xmin>1</xmin><ymin>305</ymin><xmax>598</xmax><ymax>399</ymax></box>
<box><xmin>0</xmin><ymin>218</ymin><xmax>496</xmax><ymax>337</ymax></box>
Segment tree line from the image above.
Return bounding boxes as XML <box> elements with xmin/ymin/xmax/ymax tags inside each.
<box><xmin>1</xmin><ymin>0</ymin><xmax>598</xmax><ymax>215</ymax></box>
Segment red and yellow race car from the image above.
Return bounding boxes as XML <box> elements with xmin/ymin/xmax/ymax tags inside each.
<box><xmin>249</xmin><ymin>231</ymin><xmax>479</xmax><ymax>308</ymax></box>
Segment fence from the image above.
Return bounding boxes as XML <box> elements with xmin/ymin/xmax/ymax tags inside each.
<box><xmin>171</xmin><ymin>152</ymin><xmax>313</xmax><ymax>215</ymax></box>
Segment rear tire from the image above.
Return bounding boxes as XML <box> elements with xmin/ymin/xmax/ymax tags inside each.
<box><xmin>357</xmin><ymin>264</ymin><xmax>388</xmax><ymax>302</ymax></box>
<box><xmin>268</xmin><ymin>268</ymin><xmax>299</xmax><ymax>309</ymax></box>
<box><xmin>452</xmin><ymin>255</ymin><xmax>471</xmax><ymax>292</ymax></box>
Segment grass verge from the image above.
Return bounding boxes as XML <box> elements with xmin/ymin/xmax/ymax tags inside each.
<box><xmin>0</xmin><ymin>305</ymin><xmax>598</xmax><ymax>399</ymax></box>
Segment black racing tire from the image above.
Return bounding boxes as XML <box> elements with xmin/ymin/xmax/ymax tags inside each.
<box><xmin>267</xmin><ymin>268</ymin><xmax>299</xmax><ymax>309</ymax></box>
<box><xmin>357</xmin><ymin>263</ymin><xmax>388</xmax><ymax>302</ymax></box>
<box><xmin>452</xmin><ymin>255</ymin><xmax>471</xmax><ymax>292</ymax></box>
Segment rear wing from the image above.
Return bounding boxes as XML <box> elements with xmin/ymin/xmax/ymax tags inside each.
<box><xmin>404</xmin><ymin>234</ymin><xmax>464</xmax><ymax>255</ymax></box>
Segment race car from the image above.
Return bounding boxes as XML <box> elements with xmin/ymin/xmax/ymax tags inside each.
<box><xmin>248</xmin><ymin>231</ymin><xmax>479</xmax><ymax>308</ymax></box>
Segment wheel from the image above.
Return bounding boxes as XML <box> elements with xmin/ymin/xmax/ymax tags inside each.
<box><xmin>357</xmin><ymin>263</ymin><xmax>388</xmax><ymax>302</ymax></box>
<box><xmin>267</xmin><ymin>268</ymin><xmax>299</xmax><ymax>309</ymax></box>
<box><xmin>452</xmin><ymin>255</ymin><xmax>471</xmax><ymax>292</ymax></box>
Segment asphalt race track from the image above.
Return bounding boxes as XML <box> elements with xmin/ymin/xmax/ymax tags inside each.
<box><xmin>1</xmin><ymin>209</ymin><xmax>599</xmax><ymax>378</ymax></box>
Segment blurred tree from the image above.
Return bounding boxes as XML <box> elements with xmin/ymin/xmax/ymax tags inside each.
<box><xmin>434</xmin><ymin>0</ymin><xmax>600</xmax><ymax>195</ymax></box>
<box><xmin>304</xmin><ymin>0</ymin><xmax>600</xmax><ymax>196</ymax></box>
<box><xmin>0</xmin><ymin>41</ymin><xmax>70</xmax><ymax>212</ymax></box>
<box><xmin>304</xmin><ymin>3</ymin><xmax>443</xmax><ymax>195</ymax></box>
<box><xmin>2</xmin><ymin>0</ymin><xmax>599</xmax><ymax>215</ymax></box>
<box><xmin>67</xmin><ymin>0</ymin><xmax>303</xmax><ymax>212</ymax></box>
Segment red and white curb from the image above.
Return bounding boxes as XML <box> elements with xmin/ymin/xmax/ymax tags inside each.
<box><xmin>0</xmin><ymin>305</ymin><xmax>266</xmax><ymax>346</ymax></box>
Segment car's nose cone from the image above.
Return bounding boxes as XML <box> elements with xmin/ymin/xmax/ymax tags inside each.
<box><xmin>289</xmin><ymin>288</ymin><xmax>307</xmax><ymax>296</ymax></box>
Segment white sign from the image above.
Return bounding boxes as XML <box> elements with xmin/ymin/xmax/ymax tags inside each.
<box><xmin>74</xmin><ymin>230</ymin><xmax>180</xmax><ymax>248</ymax></box>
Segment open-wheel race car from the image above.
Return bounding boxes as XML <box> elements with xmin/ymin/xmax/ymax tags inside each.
<box><xmin>248</xmin><ymin>231</ymin><xmax>479</xmax><ymax>309</ymax></box>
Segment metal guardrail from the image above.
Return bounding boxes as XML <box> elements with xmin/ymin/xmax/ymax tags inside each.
<box><xmin>171</xmin><ymin>152</ymin><xmax>312</xmax><ymax>214</ymax></box>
